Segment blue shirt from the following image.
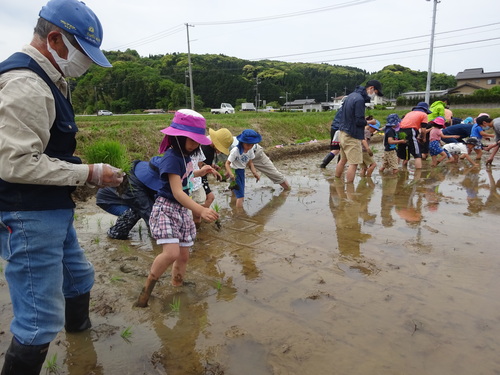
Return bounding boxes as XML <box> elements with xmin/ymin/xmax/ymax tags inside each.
<box><xmin>156</xmin><ymin>148</ymin><xmax>194</xmax><ymax>203</ymax></box>
<box><xmin>470</xmin><ymin>124</ymin><xmax>483</xmax><ymax>139</ymax></box>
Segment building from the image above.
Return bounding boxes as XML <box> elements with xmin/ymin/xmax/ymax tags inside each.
<box><xmin>449</xmin><ymin>68</ymin><xmax>500</xmax><ymax>95</ymax></box>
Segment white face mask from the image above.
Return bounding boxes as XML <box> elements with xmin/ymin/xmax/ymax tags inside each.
<box><xmin>47</xmin><ymin>34</ymin><xmax>92</xmax><ymax>77</ymax></box>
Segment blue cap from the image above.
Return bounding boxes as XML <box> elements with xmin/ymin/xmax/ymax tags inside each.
<box><xmin>386</xmin><ymin>113</ymin><xmax>401</xmax><ymax>127</ymax></box>
<box><xmin>369</xmin><ymin>120</ymin><xmax>380</xmax><ymax>131</ymax></box>
<box><xmin>39</xmin><ymin>0</ymin><xmax>112</xmax><ymax>68</ymax></box>
<box><xmin>236</xmin><ymin>129</ymin><xmax>262</xmax><ymax>144</ymax></box>
<box><xmin>412</xmin><ymin>102</ymin><xmax>431</xmax><ymax>114</ymax></box>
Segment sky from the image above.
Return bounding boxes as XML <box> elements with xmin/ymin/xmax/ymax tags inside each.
<box><xmin>1</xmin><ymin>0</ymin><xmax>499</xmax><ymax>77</ymax></box>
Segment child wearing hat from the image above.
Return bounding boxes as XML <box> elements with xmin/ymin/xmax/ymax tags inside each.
<box><xmin>469</xmin><ymin>115</ymin><xmax>494</xmax><ymax>160</ymax></box>
<box><xmin>136</xmin><ymin>109</ymin><xmax>219</xmax><ymax>307</ymax></box>
<box><xmin>380</xmin><ymin>114</ymin><xmax>407</xmax><ymax>174</ymax></box>
<box><xmin>225</xmin><ymin>129</ymin><xmax>262</xmax><ymax>208</ymax></box>
<box><xmin>359</xmin><ymin>117</ymin><xmax>380</xmax><ymax>177</ymax></box>
<box><xmin>398</xmin><ymin>102</ymin><xmax>432</xmax><ymax>169</ymax></box>
<box><xmin>428</xmin><ymin>116</ymin><xmax>459</xmax><ymax>166</ymax></box>
<box><xmin>196</xmin><ymin>128</ymin><xmax>234</xmax><ymax>221</ymax></box>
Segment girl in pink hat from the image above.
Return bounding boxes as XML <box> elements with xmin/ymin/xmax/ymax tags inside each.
<box><xmin>136</xmin><ymin>109</ymin><xmax>219</xmax><ymax>307</ymax></box>
<box><xmin>428</xmin><ymin>116</ymin><xmax>459</xmax><ymax>166</ymax></box>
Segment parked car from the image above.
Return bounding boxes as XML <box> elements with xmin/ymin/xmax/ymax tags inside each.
<box><xmin>241</xmin><ymin>102</ymin><xmax>256</xmax><ymax>111</ymax></box>
<box><xmin>98</xmin><ymin>109</ymin><xmax>113</xmax><ymax>116</ymax></box>
<box><xmin>211</xmin><ymin>103</ymin><xmax>235</xmax><ymax>114</ymax></box>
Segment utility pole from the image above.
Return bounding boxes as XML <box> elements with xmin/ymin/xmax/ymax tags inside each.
<box><xmin>325</xmin><ymin>83</ymin><xmax>329</xmax><ymax>102</ymax></box>
<box><xmin>255</xmin><ymin>77</ymin><xmax>261</xmax><ymax>111</ymax></box>
<box><xmin>185</xmin><ymin>23</ymin><xmax>195</xmax><ymax>110</ymax></box>
<box><xmin>425</xmin><ymin>0</ymin><xmax>439</xmax><ymax>104</ymax></box>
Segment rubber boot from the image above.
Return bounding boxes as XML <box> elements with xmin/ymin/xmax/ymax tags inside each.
<box><xmin>320</xmin><ymin>152</ymin><xmax>335</xmax><ymax>168</ymax></box>
<box><xmin>107</xmin><ymin>208</ymin><xmax>141</xmax><ymax>240</ymax></box>
<box><xmin>135</xmin><ymin>275</ymin><xmax>158</xmax><ymax>308</ymax></box>
<box><xmin>65</xmin><ymin>292</ymin><xmax>92</xmax><ymax>333</ymax></box>
<box><xmin>1</xmin><ymin>337</ymin><xmax>49</xmax><ymax>375</ymax></box>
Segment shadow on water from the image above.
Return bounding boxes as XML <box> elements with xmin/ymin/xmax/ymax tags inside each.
<box><xmin>2</xmin><ymin>151</ymin><xmax>500</xmax><ymax>374</ymax></box>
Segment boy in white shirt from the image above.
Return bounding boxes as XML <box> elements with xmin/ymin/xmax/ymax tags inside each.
<box><xmin>225</xmin><ymin>129</ymin><xmax>261</xmax><ymax>208</ymax></box>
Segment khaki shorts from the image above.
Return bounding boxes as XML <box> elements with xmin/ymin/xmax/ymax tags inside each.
<box><xmin>382</xmin><ymin>150</ymin><xmax>399</xmax><ymax>170</ymax></box>
<box><xmin>339</xmin><ymin>131</ymin><xmax>363</xmax><ymax>165</ymax></box>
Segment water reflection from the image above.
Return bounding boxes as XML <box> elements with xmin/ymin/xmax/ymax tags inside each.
<box><xmin>64</xmin><ymin>330</ymin><xmax>103</xmax><ymax>375</ymax></box>
<box><xmin>328</xmin><ymin>178</ymin><xmax>375</xmax><ymax>275</ymax></box>
<box><xmin>485</xmin><ymin>169</ymin><xmax>500</xmax><ymax>212</ymax></box>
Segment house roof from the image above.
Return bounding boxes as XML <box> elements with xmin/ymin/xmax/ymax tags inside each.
<box><xmin>285</xmin><ymin>99</ymin><xmax>317</xmax><ymax>106</ymax></box>
<box><xmin>447</xmin><ymin>82</ymin><xmax>484</xmax><ymax>94</ymax></box>
<box><xmin>456</xmin><ymin>68</ymin><xmax>500</xmax><ymax>80</ymax></box>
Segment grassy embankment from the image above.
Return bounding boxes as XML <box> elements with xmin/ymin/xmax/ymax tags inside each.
<box><xmin>76</xmin><ymin>108</ymin><xmax>500</xmax><ymax>165</ymax></box>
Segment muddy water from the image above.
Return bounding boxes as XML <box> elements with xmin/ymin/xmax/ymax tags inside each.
<box><xmin>2</xmin><ymin>152</ymin><xmax>500</xmax><ymax>375</ymax></box>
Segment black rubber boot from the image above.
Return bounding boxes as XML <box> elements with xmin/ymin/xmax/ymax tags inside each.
<box><xmin>65</xmin><ymin>292</ymin><xmax>92</xmax><ymax>333</ymax></box>
<box><xmin>1</xmin><ymin>337</ymin><xmax>49</xmax><ymax>375</ymax></box>
<box><xmin>320</xmin><ymin>152</ymin><xmax>335</xmax><ymax>168</ymax></box>
<box><xmin>107</xmin><ymin>208</ymin><xmax>141</xmax><ymax>240</ymax></box>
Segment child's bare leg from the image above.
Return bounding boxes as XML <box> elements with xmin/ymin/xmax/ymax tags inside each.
<box><xmin>136</xmin><ymin>243</ymin><xmax>180</xmax><ymax>307</ymax></box>
<box><xmin>236</xmin><ymin>197</ymin><xmax>244</xmax><ymax>208</ymax></box>
<box><xmin>475</xmin><ymin>149</ymin><xmax>483</xmax><ymax>160</ymax></box>
<box><xmin>431</xmin><ymin>155</ymin><xmax>438</xmax><ymax>167</ymax></box>
<box><xmin>171</xmin><ymin>246</ymin><xmax>190</xmax><ymax>286</ymax></box>
<box><xmin>437</xmin><ymin>153</ymin><xmax>447</xmax><ymax>164</ymax></box>
<box><xmin>366</xmin><ymin>163</ymin><xmax>376</xmax><ymax>177</ymax></box>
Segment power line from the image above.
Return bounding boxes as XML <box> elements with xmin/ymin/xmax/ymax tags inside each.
<box><xmin>192</xmin><ymin>0</ymin><xmax>374</xmax><ymax>25</ymax></box>
<box><xmin>308</xmin><ymin>37</ymin><xmax>500</xmax><ymax>65</ymax></box>
<box><xmin>250</xmin><ymin>22</ymin><xmax>500</xmax><ymax>61</ymax></box>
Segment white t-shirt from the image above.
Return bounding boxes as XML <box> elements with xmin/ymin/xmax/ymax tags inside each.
<box><xmin>443</xmin><ymin>143</ymin><xmax>467</xmax><ymax>155</ymax></box>
<box><xmin>227</xmin><ymin>145</ymin><xmax>255</xmax><ymax>169</ymax></box>
<box><xmin>190</xmin><ymin>149</ymin><xmax>206</xmax><ymax>191</ymax></box>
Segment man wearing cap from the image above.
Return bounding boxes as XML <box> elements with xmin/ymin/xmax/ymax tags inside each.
<box><xmin>397</xmin><ymin>102</ymin><xmax>432</xmax><ymax>169</ymax></box>
<box><xmin>335</xmin><ymin>80</ymin><xmax>383</xmax><ymax>183</ymax></box>
<box><xmin>0</xmin><ymin>1</ymin><xmax>121</xmax><ymax>373</ymax></box>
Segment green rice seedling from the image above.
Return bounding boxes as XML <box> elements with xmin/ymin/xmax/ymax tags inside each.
<box><xmin>92</xmin><ymin>236</ymin><xmax>100</xmax><ymax>245</ymax></box>
<box><xmin>96</xmin><ymin>217</ymin><xmax>102</xmax><ymax>230</ymax></box>
<box><xmin>169</xmin><ymin>296</ymin><xmax>181</xmax><ymax>313</ymax></box>
<box><xmin>83</xmin><ymin>139</ymin><xmax>131</xmax><ymax>173</ymax></box>
<box><xmin>120</xmin><ymin>326</ymin><xmax>133</xmax><ymax>342</ymax></box>
<box><xmin>215</xmin><ymin>279</ymin><xmax>223</xmax><ymax>291</ymax></box>
<box><xmin>44</xmin><ymin>353</ymin><xmax>60</xmax><ymax>374</ymax></box>
<box><xmin>111</xmin><ymin>275</ymin><xmax>124</xmax><ymax>282</ymax></box>
<box><xmin>398</xmin><ymin>131</ymin><xmax>409</xmax><ymax>160</ymax></box>
<box><xmin>213</xmin><ymin>203</ymin><xmax>221</xmax><ymax>230</ymax></box>
<box><xmin>120</xmin><ymin>244</ymin><xmax>131</xmax><ymax>253</ymax></box>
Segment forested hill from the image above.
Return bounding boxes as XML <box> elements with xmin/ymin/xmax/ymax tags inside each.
<box><xmin>70</xmin><ymin>49</ymin><xmax>456</xmax><ymax>114</ymax></box>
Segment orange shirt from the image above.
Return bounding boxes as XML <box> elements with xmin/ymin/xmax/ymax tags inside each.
<box><xmin>400</xmin><ymin>111</ymin><xmax>428</xmax><ymax>130</ymax></box>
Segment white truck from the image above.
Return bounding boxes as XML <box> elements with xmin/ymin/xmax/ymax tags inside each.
<box><xmin>241</xmin><ymin>102</ymin><xmax>256</xmax><ymax>111</ymax></box>
<box><xmin>210</xmin><ymin>103</ymin><xmax>235</xmax><ymax>114</ymax></box>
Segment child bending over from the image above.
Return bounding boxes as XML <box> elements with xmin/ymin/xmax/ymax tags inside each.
<box><xmin>225</xmin><ymin>129</ymin><xmax>261</xmax><ymax>208</ymax></box>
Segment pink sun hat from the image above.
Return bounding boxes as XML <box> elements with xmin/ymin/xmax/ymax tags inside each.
<box><xmin>158</xmin><ymin>109</ymin><xmax>211</xmax><ymax>153</ymax></box>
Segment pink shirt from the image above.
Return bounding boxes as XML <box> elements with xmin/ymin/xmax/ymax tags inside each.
<box><xmin>429</xmin><ymin>127</ymin><xmax>443</xmax><ymax>142</ymax></box>
<box><xmin>400</xmin><ymin>111</ymin><xmax>428</xmax><ymax>130</ymax></box>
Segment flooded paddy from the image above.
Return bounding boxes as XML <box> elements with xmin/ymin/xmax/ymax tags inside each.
<box><xmin>1</xmin><ymin>150</ymin><xmax>500</xmax><ymax>375</ymax></box>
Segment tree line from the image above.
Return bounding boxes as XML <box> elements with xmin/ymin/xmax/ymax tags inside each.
<box><xmin>71</xmin><ymin>49</ymin><xmax>460</xmax><ymax>114</ymax></box>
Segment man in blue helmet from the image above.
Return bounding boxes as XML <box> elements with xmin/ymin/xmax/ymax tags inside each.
<box><xmin>0</xmin><ymin>1</ymin><xmax>123</xmax><ymax>373</ymax></box>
